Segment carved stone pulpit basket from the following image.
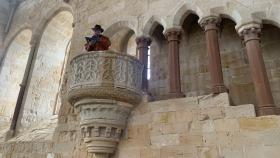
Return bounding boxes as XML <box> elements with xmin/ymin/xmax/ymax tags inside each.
<box><xmin>67</xmin><ymin>51</ymin><xmax>143</xmax><ymax>158</ymax></box>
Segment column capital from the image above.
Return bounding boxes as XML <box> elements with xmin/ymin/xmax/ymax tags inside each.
<box><xmin>135</xmin><ymin>36</ymin><xmax>152</xmax><ymax>48</ymax></box>
<box><xmin>199</xmin><ymin>16</ymin><xmax>221</xmax><ymax>31</ymax></box>
<box><xmin>238</xmin><ymin>23</ymin><xmax>262</xmax><ymax>43</ymax></box>
<box><xmin>164</xmin><ymin>26</ymin><xmax>182</xmax><ymax>42</ymax></box>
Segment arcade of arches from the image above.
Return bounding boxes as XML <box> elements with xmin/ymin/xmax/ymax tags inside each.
<box><xmin>0</xmin><ymin>0</ymin><xmax>280</xmax><ymax>157</ymax></box>
<box><xmin>0</xmin><ymin>10</ymin><xmax>73</xmax><ymax>132</ymax></box>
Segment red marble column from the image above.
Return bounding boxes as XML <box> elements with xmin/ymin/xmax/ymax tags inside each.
<box><xmin>200</xmin><ymin>16</ymin><xmax>227</xmax><ymax>94</ymax></box>
<box><xmin>136</xmin><ymin>36</ymin><xmax>152</xmax><ymax>92</ymax></box>
<box><xmin>165</xmin><ymin>27</ymin><xmax>185</xmax><ymax>98</ymax></box>
<box><xmin>239</xmin><ymin>24</ymin><xmax>277</xmax><ymax>116</ymax></box>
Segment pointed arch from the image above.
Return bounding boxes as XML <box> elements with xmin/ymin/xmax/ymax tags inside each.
<box><xmin>143</xmin><ymin>16</ymin><xmax>167</xmax><ymax>36</ymax></box>
<box><xmin>172</xmin><ymin>4</ymin><xmax>203</xmax><ymax>26</ymax></box>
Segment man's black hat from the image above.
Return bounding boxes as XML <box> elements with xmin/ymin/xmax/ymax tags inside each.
<box><xmin>92</xmin><ymin>24</ymin><xmax>104</xmax><ymax>33</ymax></box>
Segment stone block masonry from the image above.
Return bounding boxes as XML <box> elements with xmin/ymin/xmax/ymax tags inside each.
<box><xmin>0</xmin><ymin>93</ymin><xmax>280</xmax><ymax>157</ymax></box>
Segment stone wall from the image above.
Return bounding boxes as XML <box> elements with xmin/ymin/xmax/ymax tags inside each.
<box><xmin>17</xmin><ymin>11</ymin><xmax>73</xmax><ymax>131</ymax></box>
<box><xmin>0</xmin><ymin>0</ymin><xmax>280</xmax><ymax>157</ymax></box>
<box><xmin>0</xmin><ymin>29</ymin><xmax>31</xmax><ymax>120</ymax></box>
<box><xmin>1</xmin><ymin>93</ymin><xmax>280</xmax><ymax>158</ymax></box>
<box><xmin>0</xmin><ymin>0</ymin><xmax>9</xmax><ymax>60</ymax></box>
<box><xmin>1</xmin><ymin>0</ymin><xmax>280</xmax><ymax>117</ymax></box>
<box><xmin>0</xmin><ymin>0</ymin><xmax>9</xmax><ymax>41</ymax></box>
<box><xmin>262</xmin><ymin>24</ymin><xmax>280</xmax><ymax>107</ymax></box>
<box><xmin>115</xmin><ymin>93</ymin><xmax>280</xmax><ymax>158</ymax></box>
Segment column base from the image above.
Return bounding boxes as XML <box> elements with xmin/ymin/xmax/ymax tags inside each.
<box><xmin>212</xmin><ymin>85</ymin><xmax>228</xmax><ymax>94</ymax></box>
<box><xmin>256</xmin><ymin>104</ymin><xmax>277</xmax><ymax>116</ymax></box>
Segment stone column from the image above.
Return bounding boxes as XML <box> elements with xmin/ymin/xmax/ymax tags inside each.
<box><xmin>238</xmin><ymin>24</ymin><xmax>276</xmax><ymax>116</ymax></box>
<box><xmin>164</xmin><ymin>27</ymin><xmax>184</xmax><ymax>98</ymax></box>
<box><xmin>199</xmin><ymin>16</ymin><xmax>227</xmax><ymax>94</ymax></box>
<box><xmin>136</xmin><ymin>36</ymin><xmax>152</xmax><ymax>92</ymax></box>
<box><xmin>5</xmin><ymin>36</ymin><xmax>39</xmax><ymax>139</ymax></box>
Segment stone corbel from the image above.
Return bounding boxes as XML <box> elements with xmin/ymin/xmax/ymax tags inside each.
<box><xmin>67</xmin><ymin>51</ymin><xmax>144</xmax><ymax>157</ymax></box>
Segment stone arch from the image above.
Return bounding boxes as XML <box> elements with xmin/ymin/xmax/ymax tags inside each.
<box><xmin>18</xmin><ymin>10</ymin><xmax>74</xmax><ymax>130</ymax></box>
<box><xmin>143</xmin><ymin>16</ymin><xmax>167</xmax><ymax>36</ymax></box>
<box><xmin>148</xmin><ymin>22</ymin><xmax>168</xmax><ymax>98</ymax></box>
<box><xmin>3</xmin><ymin>25</ymin><xmax>32</xmax><ymax>50</ymax></box>
<box><xmin>179</xmin><ymin>14</ymin><xmax>211</xmax><ymax>96</ymax></box>
<box><xmin>262</xmin><ymin>18</ymin><xmax>280</xmax><ymax>29</ymax></box>
<box><xmin>1</xmin><ymin>25</ymin><xmax>32</xmax><ymax>64</ymax></box>
<box><xmin>265</xmin><ymin>7</ymin><xmax>280</xmax><ymax>28</ymax></box>
<box><xmin>218</xmin><ymin>17</ymin><xmax>256</xmax><ymax>106</ymax></box>
<box><xmin>259</xmin><ymin>22</ymin><xmax>280</xmax><ymax>108</ymax></box>
<box><xmin>207</xmin><ymin>6</ymin><xmax>239</xmax><ymax>25</ymax></box>
<box><xmin>223</xmin><ymin>1</ymin><xmax>252</xmax><ymax>28</ymax></box>
<box><xmin>32</xmin><ymin>5</ymin><xmax>74</xmax><ymax>42</ymax></box>
<box><xmin>0</xmin><ymin>29</ymin><xmax>32</xmax><ymax>122</ymax></box>
<box><xmin>104</xmin><ymin>21</ymin><xmax>137</xmax><ymax>55</ymax></box>
<box><xmin>103</xmin><ymin>21</ymin><xmax>136</xmax><ymax>38</ymax></box>
<box><xmin>172</xmin><ymin>3</ymin><xmax>203</xmax><ymax>26</ymax></box>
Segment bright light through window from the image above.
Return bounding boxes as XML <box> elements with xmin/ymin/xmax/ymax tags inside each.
<box><xmin>147</xmin><ymin>48</ymin><xmax>151</xmax><ymax>80</ymax></box>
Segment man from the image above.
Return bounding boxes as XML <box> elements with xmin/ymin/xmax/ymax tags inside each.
<box><xmin>84</xmin><ymin>25</ymin><xmax>111</xmax><ymax>51</ymax></box>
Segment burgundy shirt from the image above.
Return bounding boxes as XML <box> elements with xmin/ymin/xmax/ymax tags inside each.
<box><xmin>85</xmin><ymin>35</ymin><xmax>111</xmax><ymax>51</ymax></box>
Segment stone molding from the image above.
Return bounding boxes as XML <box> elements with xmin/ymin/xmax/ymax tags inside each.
<box><xmin>239</xmin><ymin>28</ymin><xmax>261</xmax><ymax>43</ymax></box>
<box><xmin>135</xmin><ymin>36</ymin><xmax>152</xmax><ymax>49</ymax></box>
<box><xmin>237</xmin><ymin>23</ymin><xmax>262</xmax><ymax>43</ymax></box>
<box><xmin>164</xmin><ymin>26</ymin><xmax>182</xmax><ymax>42</ymax></box>
<box><xmin>67</xmin><ymin>51</ymin><xmax>143</xmax><ymax>157</ymax></box>
<box><xmin>199</xmin><ymin>16</ymin><xmax>221</xmax><ymax>31</ymax></box>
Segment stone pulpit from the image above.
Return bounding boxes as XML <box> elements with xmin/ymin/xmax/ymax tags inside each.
<box><xmin>67</xmin><ymin>51</ymin><xmax>143</xmax><ymax>158</ymax></box>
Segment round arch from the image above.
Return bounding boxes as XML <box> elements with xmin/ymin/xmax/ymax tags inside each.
<box><xmin>1</xmin><ymin>25</ymin><xmax>32</xmax><ymax>65</ymax></box>
<box><xmin>103</xmin><ymin>21</ymin><xmax>136</xmax><ymax>38</ymax></box>
<box><xmin>18</xmin><ymin>10</ymin><xmax>74</xmax><ymax>130</ymax></box>
<box><xmin>104</xmin><ymin>21</ymin><xmax>137</xmax><ymax>55</ymax></box>
<box><xmin>32</xmin><ymin>5</ymin><xmax>74</xmax><ymax>42</ymax></box>
<box><xmin>0</xmin><ymin>29</ymin><xmax>32</xmax><ymax>121</ymax></box>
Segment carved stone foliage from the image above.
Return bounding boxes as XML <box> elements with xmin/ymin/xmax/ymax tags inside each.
<box><xmin>68</xmin><ymin>51</ymin><xmax>143</xmax><ymax>105</ymax></box>
<box><xmin>67</xmin><ymin>51</ymin><xmax>144</xmax><ymax>157</ymax></box>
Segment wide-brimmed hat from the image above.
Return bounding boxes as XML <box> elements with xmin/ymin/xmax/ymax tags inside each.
<box><xmin>92</xmin><ymin>24</ymin><xmax>104</xmax><ymax>33</ymax></box>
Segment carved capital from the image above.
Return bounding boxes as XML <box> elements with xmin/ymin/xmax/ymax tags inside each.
<box><xmin>135</xmin><ymin>36</ymin><xmax>152</xmax><ymax>48</ymax></box>
<box><xmin>238</xmin><ymin>23</ymin><xmax>262</xmax><ymax>43</ymax></box>
<box><xmin>164</xmin><ymin>27</ymin><xmax>182</xmax><ymax>42</ymax></box>
<box><xmin>199</xmin><ymin>16</ymin><xmax>221</xmax><ymax>31</ymax></box>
